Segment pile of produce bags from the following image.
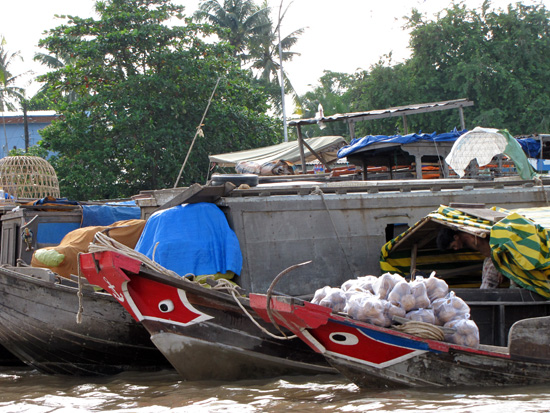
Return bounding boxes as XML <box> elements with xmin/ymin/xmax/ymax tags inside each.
<box><xmin>311</xmin><ymin>272</ymin><xmax>479</xmax><ymax>347</ymax></box>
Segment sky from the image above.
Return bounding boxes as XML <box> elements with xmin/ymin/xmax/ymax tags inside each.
<box><xmin>1</xmin><ymin>0</ymin><xmax>548</xmax><ymax>99</ymax></box>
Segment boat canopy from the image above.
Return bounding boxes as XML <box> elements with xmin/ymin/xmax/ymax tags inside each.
<box><xmin>208</xmin><ymin>136</ymin><xmax>346</xmax><ymax>167</ymax></box>
<box><xmin>380</xmin><ymin>205</ymin><xmax>550</xmax><ymax>299</ymax></box>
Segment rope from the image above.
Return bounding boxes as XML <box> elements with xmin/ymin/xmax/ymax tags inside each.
<box><xmin>15</xmin><ymin>258</ymin><xmax>29</xmax><ymax>267</ymax></box>
<box><xmin>174</xmin><ymin>77</ymin><xmax>222</xmax><ymax>188</ymax></box>
<box><xmin>87</xmin><ymin>233</ymin><xmax>295</xmax><ymax>340</ymax></box>
<box><xmin>265</xmin><ymin>261</ymin><xmax>312</xmax><ymax>338</ymax></box>
<box><xmin>89</xmin><ymin>232</ymin><xmax>182</xmax><ymax>280</ymax></box>
<box><xmin>534</xmin><ymin>176</ymin><xmax>550</xmax><ymax>206</ymax></box>
<box><xmin>311</xmin><ymin>186</ymin><xmax>354</xmax><ymax>275</ymax></box>
<box><xmin>76</xmin><ymin>252</ymin><xmax>84</xmax><ymax>324</ymax></box>
<box><xmin>227</xmin><ymin>283</ymin><xmax>296</xmax><ymax>340</ymax></box>
<box><xmin>392</xmin><ymin>320</ymin><xmax>445</xmax><ymax>341</ymax></box>
<box><xmin>431</xmin><ymin>139</ymin><xmax>445</xmax><ymax>177</ymax></box>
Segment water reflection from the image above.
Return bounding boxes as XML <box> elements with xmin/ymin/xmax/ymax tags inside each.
<box><xmin>0</xmin><ymin>366</ymin><xmax>549</xmax><ymax>412</ymax></box>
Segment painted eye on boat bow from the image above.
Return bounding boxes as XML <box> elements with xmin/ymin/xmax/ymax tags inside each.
<box><xmin>329</xmin><ymin>332</ymin><xmax>359</xmax><ymax>346</ymax></box>
<box><xmin>158</xmin><ymin>299</ymin><xmax>175</xmax><ymax>313</ymax></box>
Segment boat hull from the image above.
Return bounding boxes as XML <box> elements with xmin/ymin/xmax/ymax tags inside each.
<box><xmin>80</xmin><ymin>251</ymin><xmax>336</xmax><ymax>381</ymax></box>
<box><xmin>0</xmin><ymin>266</ymin><xmax>171</xmax><ymax>375</ymax></box>
<box><xmin>250</xmin><ymin>294</ymin><xmax>550</xmax><ymax>389</ymax></box>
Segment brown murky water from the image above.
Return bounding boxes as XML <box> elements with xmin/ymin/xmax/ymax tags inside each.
<box><xmin>0</xmin><ymin>366</ymin><xmax>549</xmax><ymax>412</ymax></box>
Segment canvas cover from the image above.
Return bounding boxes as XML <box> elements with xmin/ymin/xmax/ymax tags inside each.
<box><xmin>31</xmin><ymin>219</ymin><xmax>146</xmax><ymax>278</ymax></box>
<box><xmin>490</xmin><ymin>206</ymin><xmax>550</xmax><ymax>299</ymax></box>
<box><xmin>380</xmin><ymin>205</ymin><xmax>550</xmax><ymax>298</ymax></box>
<box><xmin>208</xmin><ymin>136</ymin><xmax>346</xmax><ymax>167</ymax></box>
<box><xmin>134</xmin><ymin>203</ymin><xmax>242</xmax><ymax>277</ymax></box>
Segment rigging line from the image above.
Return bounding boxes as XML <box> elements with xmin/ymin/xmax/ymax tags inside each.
<box><xmin>174</xmin><ymin>77</ymin><xmax>222</xmax><ymax>188</ymax></box>
<box><xmin>431</xmin><ymin>138</ymin><xmax>445</xmax><ymax>178</ymax></box>
<box><xmin>311</xmin><ymin>186</ymin><xmax>355</xmax><ymax>276</ymax></box>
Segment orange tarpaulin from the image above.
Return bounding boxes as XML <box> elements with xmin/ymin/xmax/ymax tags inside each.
<box><xmin>31</xmin><ymin>219</ymin><xmax>146</xmax><ymax>278</ymax></box>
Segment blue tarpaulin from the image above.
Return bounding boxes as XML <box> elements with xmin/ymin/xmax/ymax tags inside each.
<box><xmin>517</xmin><ymin>138</ymin><xmax>541</xmax><ymax>158</ymax></box>
<box><xmin>81</xmin><ymin>204</ymin><xmax>141</xmax><ymax>227</ymax></box>
<box><xmin>134</xmin><ymin>203</ymin><xmax>243</xmax><ymax>277</ymax></box>
<box><xmin>337</xmin><ymin>129</ymin><xmax>468</xmax><ymax>159</ymax></box>
<box><xmin>337</xmin><ymin>129</ymin><xmax>543</xmax><ymax>160</ymax></box>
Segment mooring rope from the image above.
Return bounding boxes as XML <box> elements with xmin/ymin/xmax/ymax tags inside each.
<box><xmin>534</xmin><ymin>176</ymin><xmax>550</xmax><ymax>206</ymax></box>
<box><xmin>392</xmin><ymin>320</ymin><xmax>446</xmax><ymax>341</ymax></box>
<box><xmin>76</xmin><ymin>252</ymin><xmax>84</xmax><ymax>324</ymax></box>
<box><xmin>89</xmin><ymin>232</ymin><xmax>182</xmax><ymax>280</ymax></box>
<box><xmin>82</xmin><ymin>233</ymin><xmax>295</xmax><ymax>339</ymax></box>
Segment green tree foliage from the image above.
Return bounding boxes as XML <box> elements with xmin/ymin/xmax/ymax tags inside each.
<box><xmin>27</xmin><ymin>88</ymin><xmax>57</xmax><ymax>111</ymax></box>
<box><xmin>345</xmin><ymin>2</ymin><xmax>550</xmax><ymax>136</ymax></box>
<box><xmin>8</xmin><ymin>145</ymin><xmax>50</xmax><ymax>159</ymax></box>
<box><xmin>299</xmin><ymin>71</ymin><xmax>354</xmax><ymax>138</ymax></box>
<box><xmin>33</xmin><ymin>49</ymin><xmax>79</xmax><ymax>106</ymax></box>
<box><xmin>348</xmin><ymin>56</ymin><xmax>416</xmax><ymax>136</ymax></box>
<box><xmin>37</xmin><ymin>0</ymin><xmax>279</xmax><ymax>200</ymax></box>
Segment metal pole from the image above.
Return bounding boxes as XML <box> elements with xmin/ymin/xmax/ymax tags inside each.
<box><xmin>278</xmin><ymin>1</ymin><xmax>288</xmax><ymax>142</ymax></box>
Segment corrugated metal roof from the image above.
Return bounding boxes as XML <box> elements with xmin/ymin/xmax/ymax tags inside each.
<box><xmin>288</xmin><ymin>98</ymin><xmax>474</xmax><ymax>127</ymax></box>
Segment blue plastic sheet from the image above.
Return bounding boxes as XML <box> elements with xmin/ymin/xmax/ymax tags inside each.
<box><xmin>134</xmin><ymin>203</ymin><xmax>243</xmax><ymax>277</ymax></box>
<box><xmin>81</xmin><ymin>204</ymin><xmax>141</xmax><ymax>227</ymax></box>
<box><xmin>337</xmin><ymin>129</ymin><xmax>468</xmax><ymax>158</ymax></box>
<box><xmin>517</xmin><ymin>138</ymin><xmax>541</xmax><ymax>158</ymax></box>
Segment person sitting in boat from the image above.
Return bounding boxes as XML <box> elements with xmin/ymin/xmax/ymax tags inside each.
<box><xmin>436</xmin><ymin>227</ymin><xmax>504</xmax><ymax>289</ymax></box>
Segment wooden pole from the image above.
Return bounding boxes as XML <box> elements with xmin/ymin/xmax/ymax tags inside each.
<box><xmin>296</xmin><ymin>126</ymin><xmax>307</xmax><ymax>174</ymax></box>
<box><xmin>410</xmin><ymin>243</ymin><xmax>418</xmax><ymax>280</ymax></box>
<box><xmin>459</xmin><ymin>106</ymin><xmax>465</xmax><ymax>130</ymax></box>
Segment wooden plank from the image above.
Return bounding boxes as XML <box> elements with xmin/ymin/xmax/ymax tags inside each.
<box><xmin>449</xmin><ymin>203</ymin><xmax>508</xmax><ymax>223</ymax></box>
<box><xmin>509</xmin><ymin>316</ymin><xmax>550</xmax><ymax>361</ymax></box>
<box><xmin>155</xmin><ymin>182</ymin><xmax>235</xmax><ymax>212</ymax></box>
<box><xmin>410</xmin><ymin>243</ymin><xmax>418</xmax><ymax>278</ymax></box>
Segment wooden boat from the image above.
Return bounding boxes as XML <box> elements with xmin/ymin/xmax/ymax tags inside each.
<box><xmin>249</xmin><ymin>204</ymin><xmax>550</xmax><ymax>389</ymax></box>
<box><xmin>0</xmin><ymin>264</ymin><xmax>172</xmax><ymax>375</ymax></box>
<box><xmin>250</xmin><ymin>293</ymin><xmax>550</xmax><ymax>389</ymax></box>
<box><xmin>79</xmin><ymin>250</ymin><xmax>337</xmax><ymax>381</ymax></box>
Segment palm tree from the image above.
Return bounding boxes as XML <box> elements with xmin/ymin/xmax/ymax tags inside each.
<box><xmin>248</xmin><ymin>16</ymin><xmax>303</xmax><ymax>102</ymax></box>
<box><xmin>194</xmin><ymin>0</ymin><xmax>271</xmax><ymax>61</ymax></box>
<box><xmin>195</xmin><ymin>0</ymin><xmax>305</xmax><ymax>116</ymax></box>
<box><xmin>0</xmin><ymin>37</ymin><xmax>25</xmax><ymax>112</ymax></box>
<box><xmin>33</xmin><ymin>51</ymin><xmax>68</xmax><ymax>70</ymax></box>
<box><xmin>245</xmin><ymin>1</ymin><xmax>304</xmax><ymax>116</ymax></box>
<box><xmin>0</xmin><ymin>37</ymin><xmax>26</xmax><ymax>156</ymax></box>
<box><xmin>33</xmin><ymin>51</ymin><xmax>79</xmax><ymax>103</ymax></box>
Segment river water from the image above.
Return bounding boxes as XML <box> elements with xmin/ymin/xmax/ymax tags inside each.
<box><xmin>1</xmin><ymin>366</ymin><xmax>549</xmax><ymax>413</ymax></box>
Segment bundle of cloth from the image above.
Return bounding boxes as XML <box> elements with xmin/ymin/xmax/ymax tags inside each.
<box><xmin>235</xmin><ymin>159</ymin><xmax>294</xmax><ymax>176</ymax></box>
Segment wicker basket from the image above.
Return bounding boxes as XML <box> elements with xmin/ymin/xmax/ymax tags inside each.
<box><xmin>0</xmin><ymin>156</ymin><xmax>60</xmax><ymax>200</ymax></box>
